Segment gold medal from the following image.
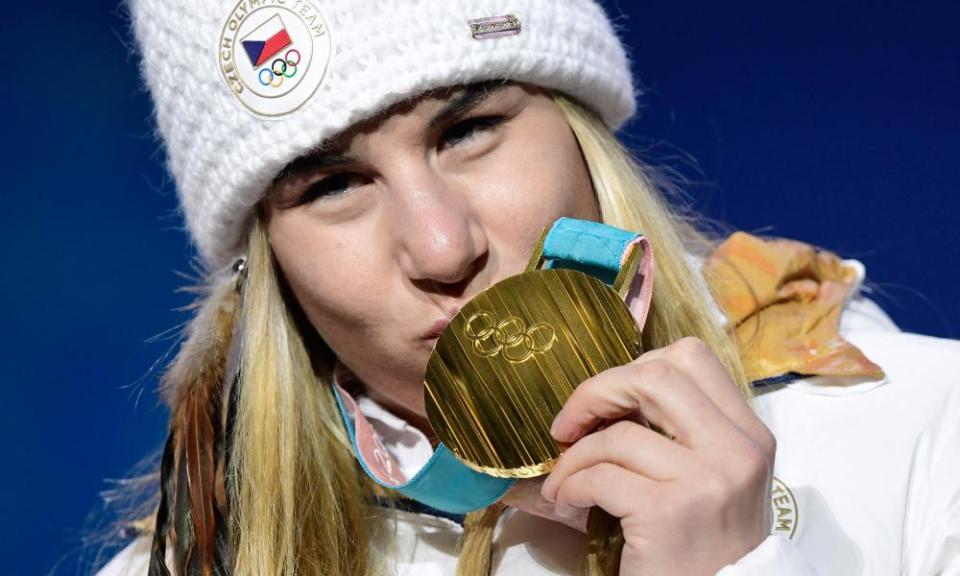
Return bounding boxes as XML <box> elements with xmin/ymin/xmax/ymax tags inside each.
<box><xmin>425</xmin><ymin>228</ymin><xmax>645</xmax><ymax>478</ymax></box>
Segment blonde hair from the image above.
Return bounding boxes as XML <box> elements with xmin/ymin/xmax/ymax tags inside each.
<box><xmin>553</xmin><ymin>93</ymin><xmax>748</xmax><ymax>395</ymax></box>
<box><xmin>231</xmin><ymin>218</ymin><xmax>359</xmax><ymax>575</ymax></box>
<box><xmin>147</xmin><ymin>89</ymin><xmax>748</xmax><ymax>576</ymax></box>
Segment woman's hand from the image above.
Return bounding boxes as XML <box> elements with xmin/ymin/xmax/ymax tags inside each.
<box><xmin>540</xmin><ymin>337</ymin><xmax>776</xmax><ymax>576</ymax></box>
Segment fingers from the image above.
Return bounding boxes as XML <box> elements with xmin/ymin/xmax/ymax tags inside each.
<box><xmin>533</xmin><ymin>337</ymin><xmax>776</xmax><ymax>571</ymax></box>
<box><xmin>638</xmin><ymin>338</ymin><xmax>741</xmax><ymax>412</ymax></box>
<box><xmin>549</xmin><ymin>462</ymin><xmax>659</xmax><ymax>519</ymax></box>
<box><xmin>540</xmin><ymin>420</ymin><xmax>688</xmax><ymax>503</ymax></box>
<box><xmin>638</xmin><ymin>338</ymin><xmax>773</xmax><ymax>453</ymax></box>
<box><xmin>500</xmin><ymin>478</ymin><xmax>591</xmax><ymax>533</ymax></box>
<box><xmin>551</xmin><ymin>359</ymin><xmax>737</xmax><ymax>449</ymax></box>
<box><xmin>551</xmin><ymin>337</ymin><xmax>776</xmax><ymax>465</ymax></box>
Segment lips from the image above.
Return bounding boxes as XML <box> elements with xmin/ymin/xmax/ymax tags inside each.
<box><xmin>422</xmin><ymin>305</ymin><xmax>463</xmax><ymax>341</ymax></box>
<box><xmin>424</xmin><ymin>318</ymin><xmax>450</xmax><ymax>340</ymax></box>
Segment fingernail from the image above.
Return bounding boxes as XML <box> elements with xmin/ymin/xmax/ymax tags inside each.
<box><xmin>540</xmin><ymin>481</ymin><xmax>555</xmax><ymax>503</ymax></box>
<box><xmin>550</xmin><ymin>414</ymin><xmax>569</xmax><ymax>442</ymax></box>
<box><xmin>554</xmin><ymin>503</ymin><xmax>582</xmax><ymax>520</ymax></box>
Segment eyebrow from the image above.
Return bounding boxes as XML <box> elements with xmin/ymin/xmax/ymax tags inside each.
<box><xmin>273</xmin><ymin>81</ymin><xmax>511</xmax><ymax>183</ymax></box>
<box><xmin>271</xmin><ymin>151</ymin><xmax>358</xmax><ymax>187</ymax></box>
<box><xmin>427</xmin><ymin>80</ymin><xmax>509</xmax><ymax>130</ymax></box>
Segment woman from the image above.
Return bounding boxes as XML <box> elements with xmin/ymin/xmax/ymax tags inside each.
<box><xmin>100</xmin><ymin>0</ymin><xmax>960</xmax><ymax>574</ymax></box>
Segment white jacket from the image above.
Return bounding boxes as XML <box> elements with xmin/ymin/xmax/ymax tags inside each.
<box><xmin>98</xmin><ymin>282</ymin><xmax>960</xmax><ymax>575</ymax></box>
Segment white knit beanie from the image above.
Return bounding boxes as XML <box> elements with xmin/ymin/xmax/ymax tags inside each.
<box><xmin>130</xmin><ymin>0</ymin><xmax>637</xmax><ymax>270</ymax></box>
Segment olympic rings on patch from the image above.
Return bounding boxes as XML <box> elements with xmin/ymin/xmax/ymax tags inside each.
<box><xmin>257</xmin><ymin>49</ymin><xmax>301</xmax><ymax>88</ymax></box>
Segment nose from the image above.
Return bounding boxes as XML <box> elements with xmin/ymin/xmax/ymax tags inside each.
<box><xmin>386</xmin><ymin>168</ymin><xmax>488</xmax><ymax>291</ymax></box>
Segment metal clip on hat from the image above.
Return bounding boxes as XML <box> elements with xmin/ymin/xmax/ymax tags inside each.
<box><xmin>336</xmin><ymin>218</ymin><xmax>655</xmax><ymax>513</ymax></box>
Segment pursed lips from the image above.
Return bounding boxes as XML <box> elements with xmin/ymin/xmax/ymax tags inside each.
<box><xmin>423</xmin><ymin>317</ymin><xmax>449</xmax><ymax>340</ymax></box>
<box><xmin>419</xmin><ymin>269</ymin><xmax>519</xmax><ymax>342</ymax></box>
<box><xmin>418</xmin><ymin>269</ymin><xmax>516</xmax><ymax>343</ymax></box>
<box><xmin>421</xmin><ymin>303</ymin><xmax>465</xmax><ymax>341</ymax></box>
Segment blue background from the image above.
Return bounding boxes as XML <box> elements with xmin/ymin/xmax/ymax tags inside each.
<box><xmin>2</xmin><ymin>1</ymin><xmax>957</xmax><ymax>574</ymax></box>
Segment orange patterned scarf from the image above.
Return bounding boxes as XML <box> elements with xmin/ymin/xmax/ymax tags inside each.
<box><xmin>704</xmin><ymin>232</ymin><xmax>884</xmax><ymax>384</ymax></box>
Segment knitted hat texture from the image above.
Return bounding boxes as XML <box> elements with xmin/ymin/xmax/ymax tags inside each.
<box><xmin>130</xmin><ymin>0</ymin><xmax>637</xmax><ymax>269</ymax></box>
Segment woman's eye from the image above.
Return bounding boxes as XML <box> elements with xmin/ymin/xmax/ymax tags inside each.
<box><xmin>440</xmin><ymin>115</ymin><xmax>505</xmax><ymax>150</ymax></box>
<box><xmin>299</xmin><ymin>172</ymin><xmax>365</xmax><ymax>203</ymax></box>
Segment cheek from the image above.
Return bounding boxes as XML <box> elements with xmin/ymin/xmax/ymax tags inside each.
<box><xmin>266</xmin><ymin>213</ymin><xmax>385</xmax><ymax>339</ymax></box>
<box><xmin>542</xmin><ymin>115</ymin><xmax>599</xmax><ymax>219</ymax></box>
<box><xmin>544</xmin><ymin>133</ymin><xmax>598</xmax><ymax>219</ymax></box>
<box><xmin>468</xmin><ymin>117</ymin><xmax>598</xmax><ymax>247</ymax></box>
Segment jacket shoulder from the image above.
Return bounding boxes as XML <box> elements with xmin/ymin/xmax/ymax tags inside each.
<box><xmin>853</xmin><ymin>329</ymin><xmax>960</xmax><ymax>380</ymax></box>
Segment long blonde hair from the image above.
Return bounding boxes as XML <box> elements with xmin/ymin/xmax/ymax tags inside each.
<box><xmin>147</xmin><ymin>90</ymin><xmax>747</xmax><ymax>576</ymax></box>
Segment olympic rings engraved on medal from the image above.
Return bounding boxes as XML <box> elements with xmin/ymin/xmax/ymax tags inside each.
<box><xmin>463</xmin><ymin>311</ymin><xmax>556</xmax><ymax>363</ymax></box>
<box><xmin>257</xmin><ymin>49</ymin><xmax>301</xmax><ymax>87</ymax></box>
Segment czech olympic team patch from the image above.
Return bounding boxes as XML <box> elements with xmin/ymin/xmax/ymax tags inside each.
<box><xmin>218</xmin><ymin>0</ymin><xmax>332</xmax><ymax>117</ymax></box>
